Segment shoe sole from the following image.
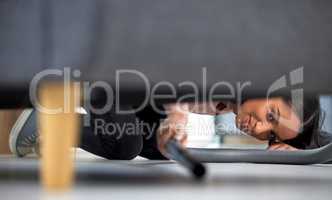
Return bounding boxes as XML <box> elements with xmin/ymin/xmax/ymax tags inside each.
<box><xmin>9</xmin><ymin>109</ymin><xmax>34</xmax><ymax>157</ymax></box>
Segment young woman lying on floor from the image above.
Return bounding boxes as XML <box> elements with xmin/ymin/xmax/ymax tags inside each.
<box><xmin>9</xmin><ymin>96</ymin><xmax>332</xmax><ymax>160</ymax></box>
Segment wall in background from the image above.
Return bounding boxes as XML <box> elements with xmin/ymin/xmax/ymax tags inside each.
<box><xmin>320</xmin><ymin>96</ymin><xmax>332</xmax><ymax>134</ymax></box>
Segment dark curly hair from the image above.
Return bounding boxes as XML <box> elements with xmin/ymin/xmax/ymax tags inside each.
<box><xmin>281</xmin><ymin>97</ymin><xmax>322</xmax><ymax>149</ymax></box>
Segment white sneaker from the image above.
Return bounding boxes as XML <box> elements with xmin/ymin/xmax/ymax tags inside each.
<box><xmin>9</xmin><ymin>109</ymin><xmax>39</xmax><ymax>157</ymax></box>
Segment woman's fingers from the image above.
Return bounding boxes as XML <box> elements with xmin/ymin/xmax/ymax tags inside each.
<box><xmin>157</xmin><ymin>108</ymin><xmax>189</xmax><ymax>157</ymax></box>
<box><xmin>157</xmin><ymin>120</ymin><xmax>188</xmax><ymax>156</ymax></box>
<box><xmin>268</xmin><ymin>143</ymin><xmax>282</xmax><ymax>150</ymax></box>
<box><xmin>179</xmin><ymin>133</ymin><xmax>188</xmax><ymax>146</ymax></box>
<box><xmin>157</xmin><ymin>125</ymin><xmax>174</xmax><ymax>154</ymax></box>
<box><xmin>268</xmin><ymin>142</ymin><xmax>298</xmax><ymax>151</ymax></box>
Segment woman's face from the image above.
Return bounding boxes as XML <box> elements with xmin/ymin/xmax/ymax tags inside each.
<box><xmin>235</xmin><ymin>97</ymin><xmax>301</xmax><ymax>141</ymax></box>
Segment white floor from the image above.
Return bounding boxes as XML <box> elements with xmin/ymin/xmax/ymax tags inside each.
<box><xmin>1</xmin><ymin>156</ymin><xmax>332</xmax><ymax>200</ymax></box>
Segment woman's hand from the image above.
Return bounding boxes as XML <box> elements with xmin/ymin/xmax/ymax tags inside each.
<box><xmin>157</xmin><ymin>101</ymin><xmax>231</xmax><ymax>157</ymax></box>
<box><xmin>157</xmin><ymin>104</ymin><xmax>189</xmax><ymax>157</ymax></box>
<box><xmin>268</xmin><ymin>142</ymin><xmax>298</xmax><ymax>151</ymax></box>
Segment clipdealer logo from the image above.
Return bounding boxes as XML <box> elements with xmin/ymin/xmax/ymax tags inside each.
<box><xmin>266</xmin><ymin>67</ymin><xmax>304</xmax><ymax>132</ymax></box>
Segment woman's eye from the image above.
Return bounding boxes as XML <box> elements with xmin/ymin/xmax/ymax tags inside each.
<box><xmin>267</xmin><ymin>112</ymin><xmax>276</xmax><ymax>123</ymax></box>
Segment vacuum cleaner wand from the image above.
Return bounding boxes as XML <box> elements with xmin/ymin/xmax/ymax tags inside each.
<box><xmin>165</xmin><ymin>139</ymin><xmax>206</xmax><ymax>179</ymax></box>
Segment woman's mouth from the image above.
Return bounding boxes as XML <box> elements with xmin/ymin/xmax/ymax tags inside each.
<box><xmin>237</xmin><ymin>115</ymin><xmax>254</xmax><ymax>134</ymax></box>
<box><xmin>240</xmin><ymin>124</ymin><xmax>252</xmax><ymax>134</ymax></box>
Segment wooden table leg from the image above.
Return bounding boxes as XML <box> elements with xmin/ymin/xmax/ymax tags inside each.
<box><xmin>38</xmin><ymin>82</ymin><xmax>80</xmax><ymax>191</ymax></box>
